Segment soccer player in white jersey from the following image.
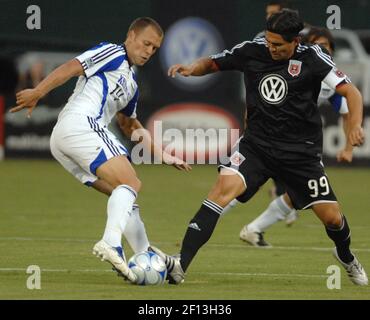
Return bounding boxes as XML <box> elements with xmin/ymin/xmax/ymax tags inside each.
<box><xmin>10</xmin><ymin>17</ymin><xmax>191</xmax><ymax>283</ymax></box>
<box><xmin>223</xmin><ymin>27</ymin><xmax>355</xmax><ymax>247</ymax></box>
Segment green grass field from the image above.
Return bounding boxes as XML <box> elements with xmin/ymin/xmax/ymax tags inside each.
<box><xmin>0</xmin><ymin>160</ymin><xmax>369</xmax><ymax>299</ymax></box>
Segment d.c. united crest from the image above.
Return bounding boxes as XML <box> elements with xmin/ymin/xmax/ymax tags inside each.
<box><xmin>288</xmin><ymin>59</ymin><xmax>302</xmax><ymax>77</ymax></box>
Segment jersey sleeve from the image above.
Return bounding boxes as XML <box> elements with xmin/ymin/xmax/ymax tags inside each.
<box><xmin>119</xmin><ymin>88</ymin><xmax>138</xmax><ymax>119</ymax></box>
<box><xmin>329</xmin><ymin>93</ymin><xmax>349</xmax><ymax>114</ymax></box>
<box><xmin>210</xmin><ymin>41</ymin><xmax>251</xmax><ymax>71</ymax></box>
<box><xmin>322</xmin><ymin>67</ymin><xmax>351</xmax><ymax>90</ymax></box>
<box><xmin>310</xmin><ymin>44</ymin><xmax>351</xmax><ymax>89</ymax></box>
<box><xmin>76</xmin><ymin>42</ymin><xmax>126</xmax><ymax>78</ymax></box>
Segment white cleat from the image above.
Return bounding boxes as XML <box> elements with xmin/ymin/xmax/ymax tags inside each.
<box><xmin>93</xmin><ymin>240</ymin><xmax>137</xmax><ymax>283</ymax></box>
<box><xmin>239</xmin><ymin>226</ymin><xmax>271</xmax><ymax>247</ymax></box>
<box><xmin>149</xmin><ymin>246</ymin><xmax>185</xmax><ymax>285</ymax></box>
<box><xmin>333</xmin><ymin>247</ymin><xmax>368</xmax><ymax>286</ymax></box>
<box><xmin>285</xmin><ymin>210</ymin><xmax>299</xmax><ymax>226</ymax></box>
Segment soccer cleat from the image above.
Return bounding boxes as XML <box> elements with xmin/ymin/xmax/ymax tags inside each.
<box><xmin>149</xmin><ymin>246</ymin><xmax>185</xmax><ymax>285</ymax></box>
<box><xmin>93</xmin><ymin>240</ymin><xmax>137</xmax><ymax>283</ymax></box>
<box><xmin>285</xmin><ymin>210</ymin><xmax>299</xmax><ymax>226</ymax></box>
<box><xmin>239</xmin><ymin>226</ymin><xmax>271</xmax><ymax>247</ymax></box>
<box><xmin>333</xmin><ymin>247</ymin><xmax>368</xmax><ymax>286</ymax></box>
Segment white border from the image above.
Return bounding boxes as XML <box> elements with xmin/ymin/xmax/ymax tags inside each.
<box><xmin>218</xmin><ymin>165</ymin><xmax>247</xmax><ymax>188</ymax></box>
<box><xmin>301</xmin><ymin>200</ymin><xmax>338</xmax><ymax>210</ymax></box>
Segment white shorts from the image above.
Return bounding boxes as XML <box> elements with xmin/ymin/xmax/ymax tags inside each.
<box><xmin>50</xmin><ymin>113</ymin><xmax>129</xmax><ymax>186</ymax></box>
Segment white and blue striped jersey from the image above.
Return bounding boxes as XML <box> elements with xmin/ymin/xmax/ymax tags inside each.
<box><xmin>60</xmin><ymin>42</ymin><xmax>138</xmax><ymax>127</ymax></box>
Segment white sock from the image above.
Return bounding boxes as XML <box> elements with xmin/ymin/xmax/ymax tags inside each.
<box><xmin>103</xmin><ymin>184</ymin><xmax>137</xmax><ymax>249</ymax></box>
<box><xmin>123</xmin><ymin>204</ymin><xmax>150</xmax><ymax>253</ymax></box>
<box><xmin>247</xmin><ymin>195</ymin><xmax>292</xmax><ymax>232</ymax></box>
<box><xmin>222</xmin><ymin>198</ymin><xmax>240</xmax><ymax>216</ymax></box>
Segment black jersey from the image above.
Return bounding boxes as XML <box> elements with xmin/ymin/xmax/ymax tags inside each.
<box><xmin>212</xmin><ymin>37</ymin><xmax>350</xmax><ymax>155</ymax></box>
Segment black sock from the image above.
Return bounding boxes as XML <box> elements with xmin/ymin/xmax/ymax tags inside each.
<box><xmin>325</xmin><ymin>215</ymin><xmax>354</xmax><ymax>264</ymax></box>
<box><xmin>180</xmin><ymin>200</ymin><xmax>222</xmax><ymax>272</ymax></box>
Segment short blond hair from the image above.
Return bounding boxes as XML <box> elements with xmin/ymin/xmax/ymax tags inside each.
<box><xmin>128</xmin><ymin>17</ymin><xmax>163</xmax><ymax>37</ymax></box>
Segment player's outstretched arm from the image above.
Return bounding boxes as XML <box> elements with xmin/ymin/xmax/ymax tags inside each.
<box><xmin>116</xmin><ymin>113</ymin><xmax>192</xmax><ymax>171</ymax></box>
<box><xmin>168</xmin><ymin>57</ymin><xmax>219</xmax><ymax>78</ymax></box>
<box><xmin>9</xmin><ymin>59</ymin><xmax>84</xmax><ymax>118</ymax></box>
<box><xmin>335</xmin><ymin>83</ymin><xmax>365</xmax><ymax>147</ymax></box>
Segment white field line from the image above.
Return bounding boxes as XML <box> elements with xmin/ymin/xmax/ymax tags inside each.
<box><xmin>303</xmin><ymin>224</ymin><xmax>369</xmax><ymax>229</ymax></box>
<box><xmin>0</xmin><ymin>236</ymin><xmax>369</xmax><ymax>253</ymax></box>
<box><xmin>0</xmin><ymin>236</ymin><xmax>94</xmax><ymax>243</ymax></box>
<box><xmin>0</xmin><ymin>268</ymin><xmax>111</xmax><ymax>273</ymax></box>
<box><xmin>0</xmin><ymin>267</ymin><xmax>326</xmax><ymax>278</ymax></box>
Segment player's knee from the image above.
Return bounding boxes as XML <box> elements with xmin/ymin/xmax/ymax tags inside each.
<box><xmin>208</xmin><ymin>183</ymin><xmax>239</xmax><ymax>207</ymax></box>
<box><xmin>135</xmin><ymin>178</ymin><xmax>142</xmax><ymax>193</ymax></box>
<box><xmin>128</xmin><ymin>177</ymin><xmax>142</xmax><ymax>193</ymax></box>
<box><xmin>325</xmin><ymin>214</ymin><xmax>343</xmax><ymax>228</ymax></box>
<box><xmin>322</xmin><ymin>206</ymin><xmax>342</xmax><ymax>227</ymax></box>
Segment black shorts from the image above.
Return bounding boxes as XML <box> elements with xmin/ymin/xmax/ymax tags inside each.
<box><xmin>219</xmin><ymin>137</ymin><xmax>337</xmax><ymax>210</ymax></box>
<box><xmin>272</xmin><ymin>179</ymin><xmax>286</xmax><ymax>197</ymax></box>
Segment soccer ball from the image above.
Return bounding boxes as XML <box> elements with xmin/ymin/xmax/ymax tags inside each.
<box><xmin>128</xmin><ymin>251</ymin><xmax>167</xmax><ymax>285</ymax></box>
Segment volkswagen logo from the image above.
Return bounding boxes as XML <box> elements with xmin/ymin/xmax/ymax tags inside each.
<box><xmin>258</xmin><ymin>74</ymin><xmax>288</xmax><ymax>105</ymax></box>
<box><xmin>160</xmin><ymin>17</ymin><xmax>224</xmax><ymax>91</ymax></box>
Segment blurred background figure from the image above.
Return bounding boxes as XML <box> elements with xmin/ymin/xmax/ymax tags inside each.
<box><xmin>17</xmin><ymin>53</ymin><xmax>45</xmax><ymax>90</ymax></box>
<box><xmin>265</xmin><ymin>0</ymin><xmax>290</xmax><ymax>19</ymax></box>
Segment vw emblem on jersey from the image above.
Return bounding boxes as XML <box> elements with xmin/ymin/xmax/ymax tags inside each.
<box><xmin>288</xmin><ymin>59</ymin><xmax>302</xmax><ymax>77</ymax></box>
<box><xmin>258</xmin><ymin>74</ymin><xmax>288</xmax><ymax>105</ymax></box>
<box><xmin>160</xmin><ymin>17</ymin><xmax>224</xmax><ymax>91</ymax></box>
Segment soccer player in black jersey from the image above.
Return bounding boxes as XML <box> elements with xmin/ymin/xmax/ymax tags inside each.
<box><xmin>152</xmin><ymin>10</ymin><xmax>368</xmax><ymax>286</ymax></box>
<box><xmin>231</xmin><ymin>26</ymin><xmax>355</xmax><ymax>247</ymax></box>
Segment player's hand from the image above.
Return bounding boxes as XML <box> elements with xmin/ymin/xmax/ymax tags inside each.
<box><xmin>9</xmin><ymin>88</ymin><xmax>42</xmax><ymax>118</ymax></box>
<box><xmin>162</xmin><ymin>152</ymin><xmax>192</xmax><ymax>172</ymax></box>
<box><xmin>336</xmin><ymin>149</ymin><xmax>353</xmax><ymax>163</ymax></box>
<box><xmin>348</xmin><ymin>125</ymin><xmax>365</xmax><ymax>147</ymax></box>
<box><xmin>168</xmin><ymin>64</ymin><xmax>194</xmax><ymax>78</ymax></box>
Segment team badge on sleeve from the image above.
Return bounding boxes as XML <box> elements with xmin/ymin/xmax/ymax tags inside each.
<box><xmin>84</xmin><ymin>57</ymin><xmax>95</xmax><ymax>69</ymax></box>
<box><xmin>230</xmin><ymin>151</ymin><xmax>246</xmax><ymax>166</ymax></box>
<box><xmin>288</xmin><ymin>60</ymin><xmax>302</xmax><ymax>77</ymax></box>
<box><xmin>334</xmin><ymin>68</ymin><xmax>345</xmax><ymax>78</ymax></box>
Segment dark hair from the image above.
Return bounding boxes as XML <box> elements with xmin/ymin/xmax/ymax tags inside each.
<box><xmin>128</xmin><ymin>17</ymin><xmax>163</xmax><ymax>37</ymax></box>
<box><xmin>266</xmin><ymin>9</ymin><xmax>304</xmax><ymax>42</ymax></box>
<box><xmin>302</xmin><ymin>26</ymin><xmax>335</xmax><ymax>52</ymax></box>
